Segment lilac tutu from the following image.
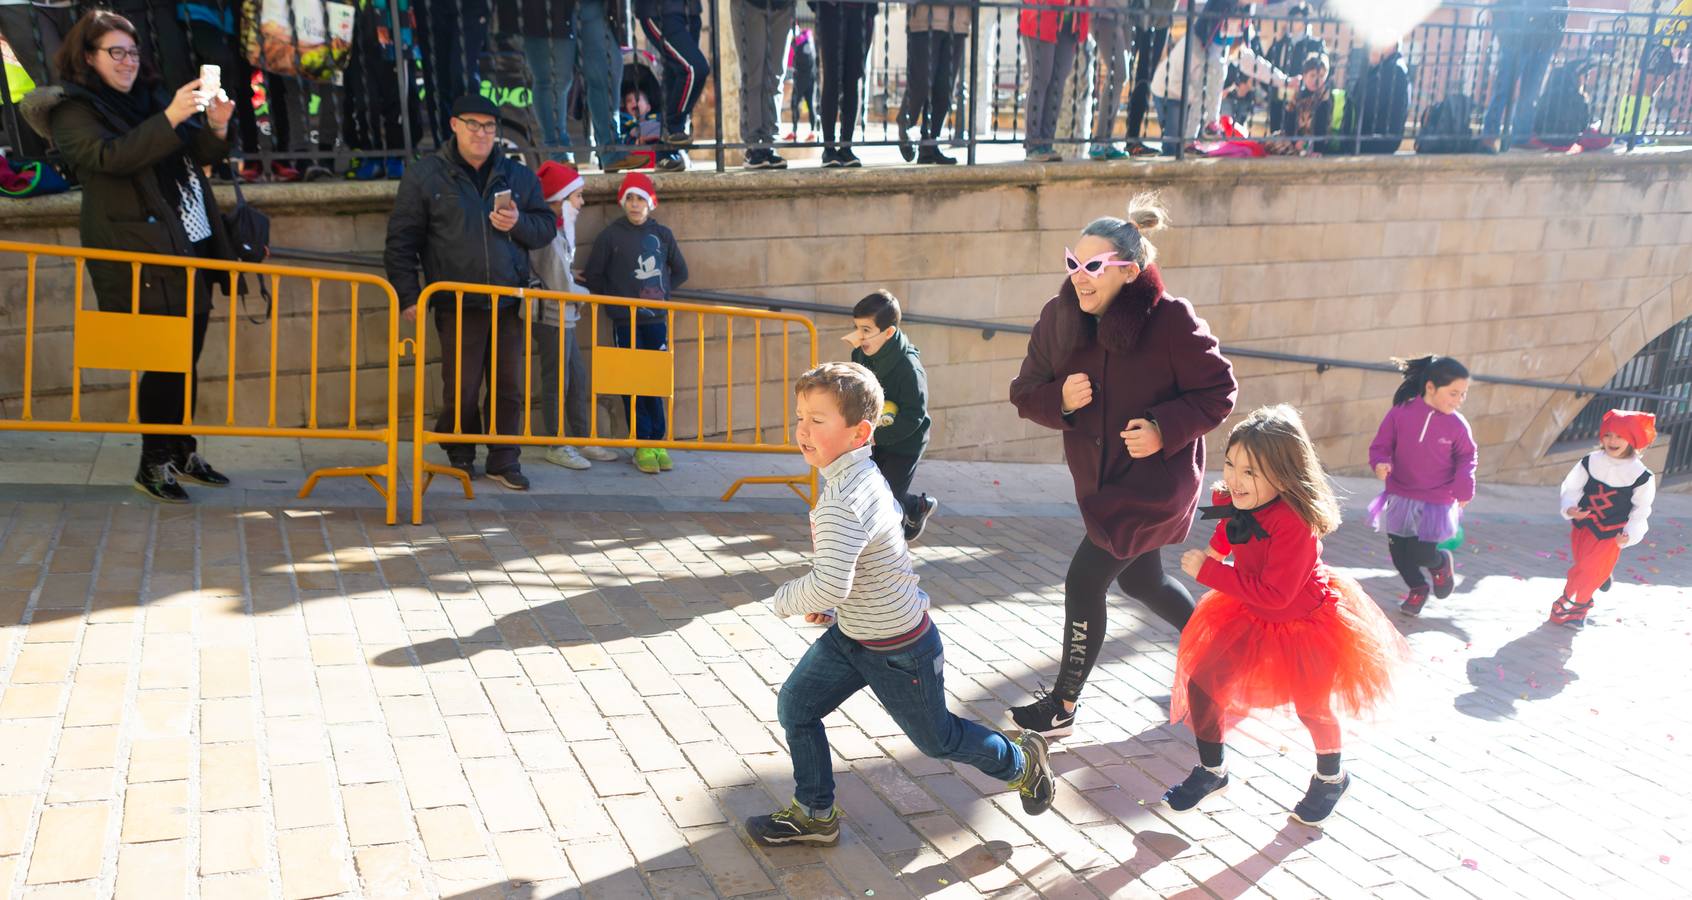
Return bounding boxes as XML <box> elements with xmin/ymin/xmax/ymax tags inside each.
<box><xmin>1368</xmin><ymin>492</ymin><xmax>1460</xmax><ymax>543</ymax></box>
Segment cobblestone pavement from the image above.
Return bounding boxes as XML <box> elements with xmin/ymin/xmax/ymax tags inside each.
<box><xmin>0</xmin><ymin>468</ymin><xmax>1689</xmax><ymax>899</ymax></box>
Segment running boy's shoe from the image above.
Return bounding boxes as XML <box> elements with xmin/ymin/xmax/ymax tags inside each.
<box><xmin>746</xmin><ymin>800</ymin><xmax>841</xmax><ymax>847</ymax></box>
<box><xmin>1014</xmin><ymin>731</ymin><xmax>1056</xmax><ymax>815</ymax></box>
<box><xmin>1162</xmin><ymin>765</ymin><xmax>1230</xmax><ymax>812</ymax></box>
<box><xmin>903</xmin><ymin>494</ymin><xmax>939</xmax><ymax>542</ymax></box>
<box><xmin>1008</xmin><ymin>691</ymin><xmax>1075</xmax><ymax>739</ymax></box>
<box><xmin>1429</xmin><ymin>550</ymin><xmax>1456</xmax><ymax>599</ymax></box>
<box><xmin>1400</xmin><ymin>586</ymin><xmax>1429</xmax><ymax>616</ymax></box>
<box><xmin>1291</xmin><ymin>773</ymin><xmax>1350</xmax><ymax>826</ymax></box>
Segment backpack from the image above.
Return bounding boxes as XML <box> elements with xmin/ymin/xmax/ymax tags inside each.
<box><xmin>221</xmin><ymin>170</ymin><xmax>273</xmax><ymax>321</ymax></box>
<box><xmin>1415</xmin><ymin>93</ymin><xmax>1480</xmax><ymax>154</ymax></box>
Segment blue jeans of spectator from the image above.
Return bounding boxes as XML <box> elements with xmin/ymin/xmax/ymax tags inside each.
<box><xmin>1153</xmin><ymin>94</ymin><xmax>1186</xmax><ymax>145</ymax></box>
<box><xmin>422</xmin><ymin>0</ymin><xmax>491</xmax><ymax>142</ymax></box>
<box><xmin>1482</xmin><ymin>28</ymin><xmax>1559</xmax><ymax>143</ymax></box>
<box><xmin>778</xmin><ymin>624</ymin><xmax>1023</xmax><ymax>812</ymax></box>
<box><xmin>523</xmin><ymin>34</ymin><xmax>577</xmax><ymax>157</ymax></box>
<box><xmin>576</xmin><ymin>0</ymin><xmax>626</xmax><ymax>164</ymax></box>
<box><xmin>641</xmin><ymin>11</ymin><xmax>710</xmax><ymax>136</ymax></box>
<box><xmin>534</xmin><ymin>322</ymin><xmax>590</xmax><ymax>439</ymax></box>
<box><xmin>610</xmin><ymin>318</ymin><xmax>668</xmax><ymax>442</ymax></box>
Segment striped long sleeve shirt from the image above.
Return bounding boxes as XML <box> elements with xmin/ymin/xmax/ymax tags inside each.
<box><xmin>772</xmin><ymin>445</ymin><xmax>931</xmax><ymax>650</ymax></box>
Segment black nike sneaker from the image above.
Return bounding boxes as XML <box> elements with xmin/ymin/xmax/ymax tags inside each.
<box><xmin>1008</xmin><ymin>690</ymin><xmax>1076</xmax><ymax>739</ymax></box>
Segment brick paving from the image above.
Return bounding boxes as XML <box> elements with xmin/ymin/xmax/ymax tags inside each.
<box><xmin>0</xmin><ymin>482</ymin><xmax>1690</xmax><ymax>898</ymax></box>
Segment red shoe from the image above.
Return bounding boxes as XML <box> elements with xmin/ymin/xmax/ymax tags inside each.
<box><xmin>1428</xmin><ymin>550</ymin><xmax>1456</xmax><ymax>599</ymax></box>
<box><xmin>1548</xmin><ymin>596</ymin><xmax>1592</xmax><ymax>627</ymax></box>
<box><xmin>238</xmin><ymin>161</ymin><xmax>262</xmax><ymax>182</ymax></box>
<box><xmin>1400</xmin><ymin>586</ymin><xmax>1429</xmax><ymax>616</ymax></box>
<box><xmin>269</xmin><ymin>162</ymin><xmax>302</xmax><ymax>183</ymax></box>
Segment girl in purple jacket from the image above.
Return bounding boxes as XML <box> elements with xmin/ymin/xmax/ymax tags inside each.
<box><xmin>1367</xmin><ymin>356</ymin><xmax>1477</xmax><ymax>616</ymax></box>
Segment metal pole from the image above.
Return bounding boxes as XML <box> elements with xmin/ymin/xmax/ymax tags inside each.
<box><xmin>967</xmin><ymin>2</ymin><xmax>981</xmax><ymax>165</ymax></box>
<box><xmin>391</xmin><ymin>0</ymin><xmax>416</xmax><ymax>164</ymax></box>
<box><xmin>1176</xmin><ymin>0</ymin><xmax>1194</xmax><ymax>160</ymax></box>
<box><xmin>710</xmin><ymin>0</ymin><xmax>725</xmax><ymax>171</ymax></box>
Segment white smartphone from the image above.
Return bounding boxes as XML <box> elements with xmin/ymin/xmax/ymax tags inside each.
<box><xmin>493</xmin><ymin>189</ymin><xmax>514</xmax><ymax>212</ymax></box>
<box><xmin>197</xmin><ymin>64</ymin><xmax>221</xmax><ymax>109</ymax></box>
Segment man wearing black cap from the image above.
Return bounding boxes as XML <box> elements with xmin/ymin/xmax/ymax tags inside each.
<box><xmin>385</xmin><ymin>94</ymin><xmax>557</xmax><ymax>491</ymax></box>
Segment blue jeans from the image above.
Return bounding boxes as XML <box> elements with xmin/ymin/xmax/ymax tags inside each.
<box><xmin>523</xmin><ymin>34</ymin><xmax>577</xmax><ymax>157</ymax></box>
<box><xmin>1153</xmin><ymin>94</ymin><xmax>1186</xmax><ymax>144</ymax></box>
<box><xmin>1482</xmin><ymin>27</ymin><xmax>1560</xmax><ymax>142</ymax></box>
<box><xmin>610</xmin><ymin>319</ymin><xmax>668</xmax><ymax>442</ymax></box>
<box><xmin>778</xmin><ymin>625</ymin><xmax>1023</xmax><ymax>811</ymax></box>
<box><xmin>576</xmin><ymin>0</ymin><xmax>626</xmax><ymax>164</ymax></box>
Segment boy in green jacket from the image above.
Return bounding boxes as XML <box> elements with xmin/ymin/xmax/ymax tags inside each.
<box><xmin>845</xmin><ymin>291</ymin><xmax>939</xmax><ymax>542</ymax></box>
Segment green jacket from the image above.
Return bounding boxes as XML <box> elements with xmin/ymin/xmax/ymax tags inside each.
<box><xmin>23</xmin><ymin>83</ymin><xmax>236</xmax><ymax>316</ymax></box>
<box><xmin>852</xmin><ymin>329</ymin><xmax>930</xmax><ymax>457</ymax></box>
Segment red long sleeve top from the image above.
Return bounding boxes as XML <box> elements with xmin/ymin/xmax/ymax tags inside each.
<box><xmin>1196</xmin><ymin>493</ymin><xmax>1331</xmax><ymax>623</ymax></box>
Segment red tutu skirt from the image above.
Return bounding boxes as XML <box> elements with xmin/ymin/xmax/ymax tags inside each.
<box><xmin>1169</xmin><ymin>568</ymin><xmax>1409</xmax><ymax>739</ymax></box>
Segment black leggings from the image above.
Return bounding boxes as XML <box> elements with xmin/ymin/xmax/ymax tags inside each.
<box><xmin>900</xmin><ymin>30</ymin><xmax>958</xmax><ymax>141</ymax></box>
<box><xmin>1053</xmin><ymin>537</ymin><xmax>1195</xmax><ymax>703</ymax></box>
<box><xmin>1388</xmin><ymin>534</ymin><xmax>1440</xmax><ymax>590</ymax></box>
<box><xmin>815</xmin><ymin>1</ymin><xmax>873</xmax><ymax>145</ymax></box>
<box><xmin>1126</xmin><ymin>25</ymin><xmax>1169</xmax><ymax>140</ymax></box>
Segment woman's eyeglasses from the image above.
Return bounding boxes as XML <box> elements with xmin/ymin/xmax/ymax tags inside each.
<box><xmin>1065</xmin><ymin>248</ymin><xmax>1134</xmax><ymax>276</ymax></box>
<box><xmin>97</xmin><ymin>46</ymin><xmax>143</xmax><ymax>63</ymax></box>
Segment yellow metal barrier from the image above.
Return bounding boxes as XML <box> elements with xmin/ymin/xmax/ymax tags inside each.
<box><xmin>0</xmin><ymin>240</ymin><xmax>404</xmax><ymax>525</ymax></box>
<box><xmin>410</xmin><ymin>282</ymin><xmax>818</xmax><ymax>525</ymax></box>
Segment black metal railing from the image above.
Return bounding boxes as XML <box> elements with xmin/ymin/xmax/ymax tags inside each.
<box><xmin>3</xmin><ymin>1</ymin><xmax>1689</xmax><ymax>179</ymax></box>
<box><xmin>1557</xmin><ymin>315</ymin><xmax>1692</xmax><ymax>481</ymax></box>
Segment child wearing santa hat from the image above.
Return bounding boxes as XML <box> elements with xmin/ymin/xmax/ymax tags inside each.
<box><xmin>530</xmin><ymin>162</ymin><xmax>619</xmax><ymax>470</ymax></box>
<box><xmin>582</xmin><ymin>172</ymin><xmax>689</xmax><ymax>475</ymax></box>
<box><xmin>1552</xmin><ymin>409</ymin><xmax>1658</xmax><ymax>628</ymax></box>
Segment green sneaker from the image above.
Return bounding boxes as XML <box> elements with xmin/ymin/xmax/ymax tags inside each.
<box><xmin>746</xmin><ymin>800</ymin><xmax>841</xmax><ymax>846</ymax></box>
<box><xmin>633</xmin><ymin>448</ymin><xmax>661</xmax><ymax>474</ymax></box>
<box><xmin>1089</xmin><ymin>144</ymin><xmax>1129</xmax><ymax>160</ymax></box>
<box><xmin>654</xmin><ymin>447</ymin><xmax>673</xmax><ymax>471</ymax></box>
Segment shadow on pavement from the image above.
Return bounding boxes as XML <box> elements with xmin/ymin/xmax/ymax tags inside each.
<box><xmin>1454</xmin><ymin>621</ymin><xmax>1580</xmax><ymax>721</ymax></box>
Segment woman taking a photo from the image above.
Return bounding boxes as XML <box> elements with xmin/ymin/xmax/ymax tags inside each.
<box><xmin>1008</xmin><ymin>194</ymin><xmax>1237</xmax><ymax>738</ymax></box>
<box><xmin>24</xmin><ymin>9</ymin><xmax>239</xmax><ymax>503</ymax></box>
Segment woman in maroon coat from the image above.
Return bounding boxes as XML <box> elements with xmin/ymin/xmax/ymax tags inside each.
<box><xmin>1007</xmin><ymin>195</ymin><xmax>1238</xmax><ymax>738</ymax></box>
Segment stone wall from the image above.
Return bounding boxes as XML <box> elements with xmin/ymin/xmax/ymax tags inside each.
<box><xmin>4</xmin><ymin>153</ymin><xmax>1689</xmax><ymax>484</ymax></box>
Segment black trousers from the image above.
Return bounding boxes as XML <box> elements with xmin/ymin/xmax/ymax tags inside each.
<box><xmin>900</xmin><ymin>31</ymin><xmax>959</xmax><ymax>142</ymax></box>
<box><xmin>1053</xmin><ymin>537</ymin><xmax>1195</xmax><ymax>703</ymax></box>
<box><xmin>815</xmin><ymin>2</ymin><xmax>872</xmax><ymax>145</ymax></box>
<box><xmin>1388</xmin><ymin>534</ymin><xmax>1440</xmax><ymax>590</ymax></box>
<box><xmin>871</xmin><ymin>445</ymin><xmax>923</xmax><ymax>523</ymax></box>
<box><xmin>1126</xmin><ymin>25</ymin><xmax>1169</xmax><ymax>140</ymax></box>
<box><xmin>791</xmin><ymin>71</ymin><xmax>817</xmax><ymax>130</ymax></box>
<box><xmin>436</xmin><ymin>304</ymin><xmax>523</xmax><ymax>473</ymax></box>
<box><xmin>138</xmin><ymin>309</ymin><xmax>211</xmax><ymax>466</ymax></box>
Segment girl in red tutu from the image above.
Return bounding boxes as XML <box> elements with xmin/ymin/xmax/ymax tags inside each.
<box><xmin>1167</xmin><ymin>405</ymin><xmax>1408</xmax><ymax>825</ymax></box>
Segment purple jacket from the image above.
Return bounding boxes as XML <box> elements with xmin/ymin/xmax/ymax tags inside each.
<box><xmin>1367</xmin><ymin>397</ymin><xmax>1478</xmax><ymax>504</ymax></box>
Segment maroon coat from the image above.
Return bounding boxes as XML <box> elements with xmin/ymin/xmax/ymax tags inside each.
<box><xmin>1010</xmin><ymin>266</ymin><xmax>1237</xmax><ymax>560</ymax></box>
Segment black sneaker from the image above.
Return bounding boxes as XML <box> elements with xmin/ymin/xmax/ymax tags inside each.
<box><xmin>896</xmin><ymin>117</ymin><xmax>916</xmax><ymax>162</ymax></box>
<box><xmin>134</xmin><ymin>462</ymin><xmax>190</xmax><ymax>504</ymax></box>
<box><xmin>903</xmin><ymin>494</ymin><xmax>939</xmax><ymax>543</ymax></box>
<box><xmin>762</xmin><ymin>151</ymin><xmax>788</xmax><ymax>170</ymax></box>
<box><xmin>1400</xmin><ymin>586</ymin><xmax>1429</xmax><ymax>616</ymax></box>
<box><xmin>663</xmin><ymin>130</ymin><xmax>693</xmax><ymax>147</ymax></box>
<box><xmin>446</xmin><ymin>457</ymin><xmax>479</xmax><ymax>481</ymax></box>
<box><xmin>1014</xmin><ymin>731</ymin><xmax>1056</xmax><ymax>815</ymax></box>
<box><xmin>917</xmin><ymin>147</ymin><xmax>957</xmax><ymax>165</ymax></box>
<box><xmin>745</xmin><ymin>150</ymin><xmax>786</xmax><ymax>170</ymax></box>
<box><xmin>821</xmin><ymin>147</ymin><xmax>845</xmax><ymax>168</ymax></box>
<box><xmin>746</xmin><ymin>801</ymin><xmax>841</xmax><ymax>847</ymax></box>
<box><xmin>1600</xmin><ymin>577</ymin><xmax>1612</xmax><ymax>593</ymax></box>
<box><xmin>839</xmin><ymin>148</ymin><xmax>862</xmax><ymax>168</ymax></box>
<box><xmin>1162</xmin><ymin>765</ymin><xmax>1229</xmax><ymax>812</ymax></box>
<box><xmin>487</xmin><ymin>468</ymin><xmax>530</xmax><ymax>491</ymax></box>
<box><xmin>1008</xmin><ymin>690</ymin><xmax>1075</xmax><ymax>739</ymax></box>
<box><xmin>656</xmin><ymin>153</ymin><xmax>686</xmax><ymax>172</ymax></box>
<box><xmin>174</xmin><ymin>451</ymin><xmax>230</xmax><ymax>487</ymax></box>
<box><xmin>1428</xmin><ymin>550</ymin><xmax>1456</xmax><ymax>599</ymax></box>
<box><xmin>1291</xmin><ymin>773</ymin><xmax>1350</xmax><ymax>826</ymax></box>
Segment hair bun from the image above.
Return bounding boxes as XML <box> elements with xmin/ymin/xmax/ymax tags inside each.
<box><xmin>1126</xmin><ymin>192</ymin><xmax>1169</xmax><ymax>233</ymax></box>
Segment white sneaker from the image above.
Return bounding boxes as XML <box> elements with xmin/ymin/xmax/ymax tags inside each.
<box><xmin>545</xmin><ymin>446</ymin><xmax>591</xmax><ymax>470</ymax></box>
<box><xmin>580</xmin><ymin>446</ymin><xmax>620</xmax><ymax>462</ymax></box>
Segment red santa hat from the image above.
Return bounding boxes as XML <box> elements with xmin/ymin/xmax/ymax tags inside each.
<box><xmin>536</xmin><ymin>161</ymin><xmax>584</xmax><ymax>204</ymax></box>
<box><xmin>618</xmin><ymin>172</ymin><xmax>657</xmax><ymax>209</ymax></box>
<box><xmin>1601</xmin><ymin>409</ymin><xmax>1657</xmax><ymax>450</ymax></box>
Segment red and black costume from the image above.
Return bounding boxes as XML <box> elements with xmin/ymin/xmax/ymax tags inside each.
<box><xmin>1171</xmin><ymin>492</ymin><xmax>1408</xmax><ymax>753</ymax></box>
<box><xmin>1554</xmin><ymin>410</ymin><xmax>1658</xmax><ymax>622</ymax></box>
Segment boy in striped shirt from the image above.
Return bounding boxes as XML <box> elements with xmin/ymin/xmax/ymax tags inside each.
<box><xmin>746</xmin><ymin>363</ymin><xmax>1056</xmax><ymax>847</ymax></box>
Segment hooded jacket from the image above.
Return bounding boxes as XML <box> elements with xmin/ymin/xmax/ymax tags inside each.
<box><xmin>1337</xmin><ymin>48</ymin><xmax>1411</xmax><ymax>154</ymax></box>
<box><xmin>1010</xmin><ymin>267</ymin><xmax>1238</xmax><ymax>560</ymax></box>
<box><xmin>1367</xmin><ymin>396</ymin><xmax>1478</xmax><ymax>505</ymax></box>
<box><xmin>383</xmin><ymin>138</ymin><xmax>556</xmax><ymax>313</ymax></box>
<box><xmin>24</xmin><ymin>83</ymin><xmax>238</xmax><ymax>316</ymax></box>
<box><xmin>581</xmin><ymin>215</ymin><xmax>688</xmax><ymax>321</ymax></box>
<box><xmin>852</xmin><ymin>329</ymin><xmax>930</xmax><ymax>458</ymax></box>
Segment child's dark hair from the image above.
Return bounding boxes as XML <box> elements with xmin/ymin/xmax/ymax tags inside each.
<box><xmin>1391</xmin><ymin>355</ymin><xmax>1470</xmax><ymax>407</ymax></box>
<box><xmin>1218</xmin><ymin>405</ymin><xmax>1342</xmax><ymax>536</ymax></box>
<box><xmin>1302</xmin><ymin>52</ymin><xmax>1330</xmax><ymax>75</ymax></box>
<box><xmin>853</xmin><ymin>290</ymin><xmax>901</xmax><ymax>332</ymax></box>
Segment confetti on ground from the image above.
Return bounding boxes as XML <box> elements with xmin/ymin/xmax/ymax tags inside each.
<box><xmin>1462</xmin><ymin>859</ymin><xmax>1479</xmax><ymax>870</ymax></box>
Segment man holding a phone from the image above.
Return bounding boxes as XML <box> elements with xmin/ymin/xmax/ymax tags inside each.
<box><xmin>385</xmin><ymin>94</ymin><xmax>557</xmax><ymax>490</ymax></box>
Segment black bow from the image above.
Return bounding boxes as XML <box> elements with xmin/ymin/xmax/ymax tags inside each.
<box><xmin>1199</xmin><ymin>503</ymin><xmax>1271</xmax><ymax>545</ymax></box>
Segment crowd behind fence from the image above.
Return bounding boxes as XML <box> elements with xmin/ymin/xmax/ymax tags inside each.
<box><xmin>1</xmin><ymin>0</ymin><xmax>1689</xmax><ymax>183</ymax></box>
